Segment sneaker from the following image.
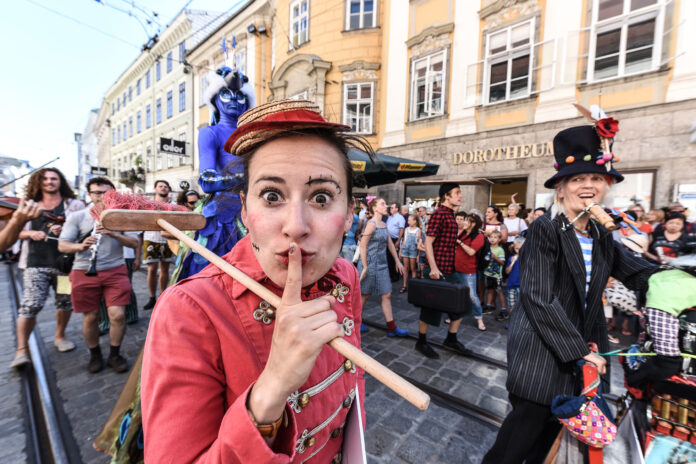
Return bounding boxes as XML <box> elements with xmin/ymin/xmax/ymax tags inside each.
<box><xmin>387</xmin><ymin>327</ymin><xmax>409</xmax><ymax>337</ymax></box>
<box><xmin>482</xmin><ymin>305</ymin><xmax>495</xmax><ymax>314</ymax></box>
<box><xmin>143</xmin><ymin>297</ymin><xmax>157</xmax><ymax>310</ymax></box>
<box><xmin>442</xmin><ymin>339</ymin><xmax>471</xmax><ymax>356</ymax></box>
<box><xmin>87</xmin><ymin>355</ymin><xmax>104</xmax><ymax>374</ymax></box>
<box><xmin>54</xmin><ymin>339</ymin><xmax>76</xmax><ymax>352</ymax></box>
<box><xmin>360</xmin><ymin>323</ymin><xmax>369</xmax><ymax>333</ymax></box>
<box><xmin>495</xmin><ymin>311</ymin><xmax>509</xmax><ymax>322</ymax></box>
<box><xmin>107</xmin><ymin>355</ymin><xmax>129</xmax><ymax>373</ymax></box>
<box><xmin>415</xmin><ymin>341</ymin><xmax>440</xmax><ymax>359</ymax></box>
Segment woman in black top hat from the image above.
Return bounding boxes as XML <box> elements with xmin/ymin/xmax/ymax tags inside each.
<box><xmin>482</xmin><ymin>110</ymin><xmax>659</xmax><ymax>463</ymax></box>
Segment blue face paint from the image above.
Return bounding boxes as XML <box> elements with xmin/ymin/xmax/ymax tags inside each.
<box><xmin>214</xmin><ymin>90</ymin><xmax>247</xmax><ymax>127</ymax></box>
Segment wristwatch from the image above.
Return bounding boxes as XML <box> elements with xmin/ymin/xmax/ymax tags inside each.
<box><xmin>247</xmin><ymin>406</ymin><xmax>288</xmax><ymax>437</ymax></box>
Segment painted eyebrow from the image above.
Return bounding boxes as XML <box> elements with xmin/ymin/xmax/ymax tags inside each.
<box><xmin>254</xmin><ymin>176</ymin><xmax>285</xmax><ymax>185</ymax></box>
<box><xmin>305</xmin><ymin>177</ymin><xmax>341</xmax><ymax>189</ymax></box>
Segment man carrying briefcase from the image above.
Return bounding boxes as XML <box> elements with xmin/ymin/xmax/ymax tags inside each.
<box><xmin>415</xmin><ymin>182</ymin><xmax>469</xmax><ymax>359</ymax></box>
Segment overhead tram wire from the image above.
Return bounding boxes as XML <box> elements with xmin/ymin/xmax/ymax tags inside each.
<box><xmin>95</xmin><ymin>0</ymin><xmax>157</xmax><ymax>38</ymax></box>
<box><xmin>114</xmin><ymin>0</ymin><xmax>162</xmax><ymax>29</ymax></box>
<box><xmin>23</xmin><ymin>0</ymin><xmax>141</xmax><ymax>49</ymax></box>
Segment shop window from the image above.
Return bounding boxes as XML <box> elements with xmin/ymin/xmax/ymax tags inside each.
<box><xmin>346</xmin><ymin>0</ymin><xmax>375</xmax><ymax>30</ymax></box>
<box><xmin>179</xmin><ymin>132</ymin><xmax>189</xmax><ymax>165</ymax></box>
<box><xmin>179</xmin><ymin>83</ymin><xmax>186</xmax><ymax>112</ymax></box>
<box><xmin>410</xmin><ymin>51</ymin><xmax>446</xmax><ymax>120</ymax></box>
<box><xmin>290</xmin><ymin>0</ymin><xmax>309</xmax><ymax>49</ymax></box>
<box><xmin>167</xmin><ymin>91</ymin><xmax>173</xmax><ymax>118</ymax></box>
<box><xmin>146</xmin><ymin>105</ymin><xmax>151</xmax><ymax>128</ymax></box>
<box><xmin>343</xmin><ymin>82</ymin><xmax>373</xmax><ymax>134</ymax></box>
<box><xmin>167</xmin><ymin>154</ymin><xmax>174</xmax><ymax>169</ymax></box>
<box><xmin>156</xmin><ymin>152</ymin><xmax>162</xmax><ymax>170</ymax></box>
<box><xmin>589</xmin><ymin>0</ymin><xmax>663</xmax><ymax>81</ymax></box>
<box><xmin>611</xmin><ymin>170</ymin><xmax>655</xmax><ymax>210</ymax></box>
<box><xmin>156</xmin><ymin>99</ymin><xmax>162</xmax><ymax>124</ymax></box>
<box><xmin>484</xmin><ymin>19</ymin><xmax>534</xmax><ymax>104</ymax></box>
<box><xmin>167</xmin><ymin>52</ymin><xmax>173</xmax><ymax>73</ymax></box>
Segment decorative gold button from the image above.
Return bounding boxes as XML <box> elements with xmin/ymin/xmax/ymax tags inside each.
<box><xmin>307</xmin><ymin>437</ymin><xmax>316</xmax><ymax>447</ymax></box>
<box><xmin>299</xmin><ymin>392</ymin><xmax>310</xmax><ymax>408</ymax></box>
<box><xmin>343</xmin><ymin>359</ymin><xmax>353</xmax><ymax>372</ymax></box>
<box><xmin>331</xmin><ymin>288</ymin><xmax>339</xmax><ymax>297</ymax></box>
<box><xmin>330</xmin><ymin>426</ymin><xmax>343</xmax><ymax>438</ymax></box>
<box><xmin>333</xmin><ymin>452</ymin><xmax>342</xmax><ymax>463</ymax></box>
<box><xmin>265</xmin><ymin>308</ymin><xmax>275</xmax><ymax>320</ymax></box>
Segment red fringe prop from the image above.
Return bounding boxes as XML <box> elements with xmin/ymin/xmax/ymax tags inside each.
<box><xmin>90</xmin><ymin>191</ymin><xmax>187</xmax><ymax>220</ymax></box>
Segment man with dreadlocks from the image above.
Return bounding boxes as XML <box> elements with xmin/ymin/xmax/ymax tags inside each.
<box><xmin>173</xmin><ymin>67</ymin><xmax>255</xmax><ymax>282</ymax></box>
<box><xmin>10</xmin><ymin>168</ymin><xmax>85</xmax><ymax>369</ymax></box>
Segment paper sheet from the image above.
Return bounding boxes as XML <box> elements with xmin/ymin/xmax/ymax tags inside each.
<box><xmin>56</xmin><ymin>275</ymin><xmax>72</xmax><ymax>295</ymax></box>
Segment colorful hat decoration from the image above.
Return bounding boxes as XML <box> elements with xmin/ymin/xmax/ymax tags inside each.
<box><xmin>543</xmin><ymin>104</ymin><xmax>624</xmax><ymax>189</ymax></box>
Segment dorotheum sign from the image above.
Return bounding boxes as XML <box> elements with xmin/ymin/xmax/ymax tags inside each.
<box><xmin>159</xmin><ymin>137</ymin><xmax>186</xmax><ymax>156</ymax></box>
<box><xmin>452</xmin><ymin>141</ymin><xmax>553</xmax><ymax>165</ymax></box>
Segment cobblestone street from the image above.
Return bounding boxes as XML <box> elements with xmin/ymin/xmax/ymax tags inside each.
<box><xmin>3</xmin><ymin>264</ymin><xmax>629</xmax><ymax>463</ymax></box>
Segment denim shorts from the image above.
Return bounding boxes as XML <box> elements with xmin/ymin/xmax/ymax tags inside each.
<box><xmin>401</xmin><ymin>242</ymin><xmax>417</xmax><ymax>258</ymax></box>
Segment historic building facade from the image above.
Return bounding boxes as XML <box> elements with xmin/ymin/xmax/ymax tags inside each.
<box><xmin>103</xmin><ymin>9</ymin><xmax>229</xmax><ymax>194</ymax></box>
<box><xmin>376</xmin><ymin>0</ymin><xmax>696</xmax><ymax>213</ymax></box>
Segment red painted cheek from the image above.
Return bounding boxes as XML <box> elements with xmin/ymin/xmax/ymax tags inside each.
<box><xmin>328</xmin><ymin>214</ymin><xmax>348</xmax><ymax>232</ymax></box>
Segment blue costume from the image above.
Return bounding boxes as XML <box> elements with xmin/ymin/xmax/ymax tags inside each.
<box><xmin>176</xmin><ymin>67</ymin><xmax>255</xmax><ymax>280</ymax></box>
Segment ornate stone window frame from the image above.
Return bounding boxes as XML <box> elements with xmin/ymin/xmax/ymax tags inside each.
<box><xmin>270</xmin><ymin>54</ymin><xmax>332</xmax><ymax>109</ymax></box>
<box><xmin>339</xmin><ymin>60</ymin><xmax>379</xmax><ymax>135</ymax></box>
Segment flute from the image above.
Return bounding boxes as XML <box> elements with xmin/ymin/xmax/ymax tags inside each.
<box><xmin>85</xmin><ymin>223</ymin><xmax>102</xmax><ymax>276</ymax></box>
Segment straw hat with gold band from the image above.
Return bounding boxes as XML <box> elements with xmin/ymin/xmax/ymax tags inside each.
<box><xmin>224</xmin><ymin>99</ymin><xmax>350</xmax><ymax>155</ymax></box>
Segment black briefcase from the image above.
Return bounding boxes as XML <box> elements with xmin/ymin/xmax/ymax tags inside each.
<box><xmin>407</xmin><ymin>277</ymin><xmax>471</xmax><ymax>315</ymax></box>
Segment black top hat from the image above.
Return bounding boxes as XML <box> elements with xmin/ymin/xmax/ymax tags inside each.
<box><xmin>544</xmin><ymin>125</ymin><xmax>624</xmax><ymax>189</ymax></box>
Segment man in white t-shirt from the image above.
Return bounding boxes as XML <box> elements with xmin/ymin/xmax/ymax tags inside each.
<box><xmin>504</xmin><ymin>203</ymin><xmax>528</xmax><ymax>243</ymax></box>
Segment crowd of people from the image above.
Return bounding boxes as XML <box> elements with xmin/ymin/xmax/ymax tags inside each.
<box><xmin>3</xmin><ymin>168</ymin><xmax>200</xmax><ymax>372</ymax></box>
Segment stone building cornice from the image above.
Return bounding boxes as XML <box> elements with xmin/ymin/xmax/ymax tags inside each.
<box><xmin>405</xmin><ymin>22</ymin><xmax>454</xmax><ymax>48</ymax></box>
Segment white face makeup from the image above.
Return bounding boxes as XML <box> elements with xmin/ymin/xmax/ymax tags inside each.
<box><xmin>241</xmin><ymin>135</ymin><xmax>353</xmax><ymax>288</ymax></box>
<box><xmin>557</xmin><ymin>174</ymin><xmax>609</xmax><ymax>218</ymax></box>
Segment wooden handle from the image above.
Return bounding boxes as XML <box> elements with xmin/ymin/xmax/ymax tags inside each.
<box><xmin>156</xmin><ymin>218</ymin><xmax>431</xmax><ymax>411</ymax></box>
<box><xmin>100</xmin><ymin>210</ymin><xmax>206</xmax><ymax>231</ymax></box>
<box><xmin>584</xmin><ymin>201</ymin><xmax>616</xmax><ymax>231</ymax></box>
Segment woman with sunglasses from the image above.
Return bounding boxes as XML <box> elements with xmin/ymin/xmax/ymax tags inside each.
<box><xmin>176</xmin><ymin>67</ymin><xmax>256</xmax><ymax>281</ymax></box>
<box><xmin>175</xmin><ymin>185</ymin><xmax>201</xmax><ymax>212</ymax></box>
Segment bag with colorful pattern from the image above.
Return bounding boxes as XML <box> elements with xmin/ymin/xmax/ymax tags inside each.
<box><xmin>551</xmin><ymin>382</ymin><xmax>617</xmax><ymax>448</ymax></box>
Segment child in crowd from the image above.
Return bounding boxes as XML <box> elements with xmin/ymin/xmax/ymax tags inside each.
<box><xmin>497</xmin><ymin>236</ymin><xmax>525</xmax><ymax>327</ymax></box>
<box><xmin>484</xmin><ymin>230</ymin><xmax>507</xmax><ymax>315</ymax></box>
<box><xmin>399</xmin><ymin>213</ymin><xmax>422</xmax><ymax>292</ymax></box>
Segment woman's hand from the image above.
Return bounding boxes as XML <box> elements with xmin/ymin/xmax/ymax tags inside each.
<box><xmin>396</xmin><ymin>260</ymin><xmax>405</xmax><ymax>275</ymax></box>
<box><xmin>248</xmin><ymin>244</ymin><xmax>344</xmax><ymax>423</ymax></box>
<box><xmin>582</xmin><ymin>352</ymin><xmax>607</xmax><ymax>375</ymax></box>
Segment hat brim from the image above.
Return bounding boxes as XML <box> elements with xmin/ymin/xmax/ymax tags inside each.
<box><xmin>621</xmin><ymin>235</ymin><xmax>647</xmax><ymax>254</ymax></box>
<box><xmin>224</xmin><ymin>112</ymin><xmax>350</xmax><ymax>155</ymax></box>
<box><xmin>543</xmin><ymin>163</ymin><xmax>624</xmax><ymax>189</ymax></box>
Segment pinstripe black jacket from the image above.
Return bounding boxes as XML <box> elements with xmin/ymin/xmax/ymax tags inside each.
<box><xmin>506</xmin><ymin>213</ymin><xmax>657</xmax><ymax>405</ymax></box>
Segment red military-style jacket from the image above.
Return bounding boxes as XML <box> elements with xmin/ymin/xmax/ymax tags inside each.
<box><xmin>141</xmin><ymin>236</ymin><xmax>365</xmax><ymax>463</ymax></box>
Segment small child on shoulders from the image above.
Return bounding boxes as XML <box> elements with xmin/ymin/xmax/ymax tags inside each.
<box><xmin>498</xmin><ymin>236</ymin><xmax>525</xmax><ymax>327</ymax></box>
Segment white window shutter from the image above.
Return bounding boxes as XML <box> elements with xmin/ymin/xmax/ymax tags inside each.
<box><xmin>561</xmin><ymin>27</ymin><xmax>590</xmax><ymax>85</ymax></box>
<box><xmin>464</xmin><ymin>60</ymin><xmax>484</xmax><ymax>107</ymax></box>
<box><xmin>660</xmin><ymin>0</ymin><xmax>684</xmax><ymax>67</ymax></box>
<box><xmin>530</xmin><ymin>37</ymin><xmax>557</xmax><ymax>94</ymax></box>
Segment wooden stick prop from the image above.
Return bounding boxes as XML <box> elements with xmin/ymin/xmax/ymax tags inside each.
<box><xmin>584</xmin><ymin>200</ymin><xmax>617</xmax><ymax>231</ymax></box>
<box><xmin>97</xmin><ymin>193</ymin><xmax>430</xmax><ymax>411</ymax></box>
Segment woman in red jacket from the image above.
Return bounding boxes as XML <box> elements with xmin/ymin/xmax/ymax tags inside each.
<box><xmin>141</xmin><ymin>100</ymin><xmax>369</xmax><ymax>463</ymax></box>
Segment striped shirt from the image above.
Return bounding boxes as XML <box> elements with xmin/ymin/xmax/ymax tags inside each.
<box><xmin>575</xmin><ymin>232</ymin><xmax>593</xmax><ymax>297</ymax></box>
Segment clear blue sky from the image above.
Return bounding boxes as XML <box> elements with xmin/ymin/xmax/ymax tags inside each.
<box><xmin>0</xmin><ymin>0</ymin><xmax>225</xmax><ymax>181</ymax></box>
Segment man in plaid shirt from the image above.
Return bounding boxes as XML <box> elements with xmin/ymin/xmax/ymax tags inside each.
<box><xmin>416</xmin><ymin>182</ymin><xmax>469</xmax><ymax>359</ymax></box>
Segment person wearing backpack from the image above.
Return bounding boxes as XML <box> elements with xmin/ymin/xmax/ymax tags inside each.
<box><xmin>455</xmin><ymin>212</ymin><xmax>486</xmax><ymax>331</ymax></box>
